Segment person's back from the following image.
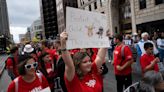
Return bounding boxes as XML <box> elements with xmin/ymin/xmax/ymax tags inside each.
<box><xmin>6</xmin><ymin>46</ymin><xmax>19</xmax><ymax>80</ymax></box>
<box><xmin>54</xmin><ymin>57</ymin><xmax>67</xmax><ymax>92</ymax></box>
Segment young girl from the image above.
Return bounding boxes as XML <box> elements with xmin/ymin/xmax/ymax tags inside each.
<box><xmin>60</xmin><ymin>31</ymin><xmax>107</xmax><ymax>92</ymax></box>
<box><xmin>7</xmin><ymin>55</ymin><xmax>49</xmax><ymax>92</ymax></box>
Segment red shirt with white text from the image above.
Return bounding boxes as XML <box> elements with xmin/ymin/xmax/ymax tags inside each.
<box><xmin>64</xmin><ymin>62</ymin><xmax>103</xmax><ymax>92</ymax></box>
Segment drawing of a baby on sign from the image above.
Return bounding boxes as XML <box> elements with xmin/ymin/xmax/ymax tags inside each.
<box><xmin>85</xmin><ymin>24</ymin><xmax>95</xmax><ymax>37</ymax></box>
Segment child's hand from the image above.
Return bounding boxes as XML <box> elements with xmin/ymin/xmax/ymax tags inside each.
<box><xmin>154</xmin><ymin>57</ymin><xmax>160</xmax><ymax>63</ymax></box>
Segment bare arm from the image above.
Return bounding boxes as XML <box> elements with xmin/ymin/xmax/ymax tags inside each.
<box><xmin>121</xmin><ymin>59</ymin><xmax>133</xmax><ymax>70</ymax></box>
<box><xmin>143</xmin><ymin>58</ymin><xmax>159</xmax><ymax>73</ymax></box>
<box><xmin>95</xmin><ymin>48</ymin><xmax>107</xmax><ymax>70</ymax></box>
<box><xmin>60</xmin><ymin>32</ymin><xmax>75</xmax><ymax>81</ymax></box>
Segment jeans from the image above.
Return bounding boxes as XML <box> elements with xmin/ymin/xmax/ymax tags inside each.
<box><xmin>108</xmin><ymin>49</ymin><xmax>113</xmax><ymax>60</ymax></box>
<box><xmin>159</xmin><ymin>48</ymin><xmax>164</xmax><ymax>62</ymax></box>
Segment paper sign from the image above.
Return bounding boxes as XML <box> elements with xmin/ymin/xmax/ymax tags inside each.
<box><xmin>66</xmin><ymin>7</ymin><xmax>110</xmax><ymax>49</ymax></box>
<box><xmin>40</xmin><ymin>87</ymin><xmax>51</xmax><ymax>92</ymax></box>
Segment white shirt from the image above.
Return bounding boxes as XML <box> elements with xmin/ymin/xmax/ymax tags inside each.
<box><xmin>138</xmin><ymin>39</ymin><xmax>159</xmax><ymax>55</ymax></box>
<box><xmin>157</xmin><ymin>38</ymin><xmax>164</xmax><ymax>49</ymax></box>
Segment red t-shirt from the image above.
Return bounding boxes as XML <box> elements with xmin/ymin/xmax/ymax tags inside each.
<box><xmin>113</xmin><ymin>45</ymin><xmax>133</xmax><ymax>75</ymax></box>
<box><xmin>64</xmin><ymin>62</ymin><xmax>103</xmax><ymax>92</ymax></box>
<box><xmin>45</xmin><ymin>48</ymin><xmax>57</xmax><ymax>60</ymax></box>
<box><xmin>140</xmin><ymin>54</ymin><xmax>159</xmax><ymax>73</ymax></box>
<box><xmin>7</xmin><ymin>74</ymin><xmax>49</xmax><ymax>92</ymax></box>
<box><xmin>6</xmin><ymin>56</ymin><xmax>19</xmax><ymax>77</ymax></box>
<box><xmin>92</xmin><ymin>48</ymin><xmax>98</xmax><ymax>54</ymax></box>
<box><xmin>91</xmin><ymin>53</ymin><xmax>97</xmax><ymax>62</ymax></box>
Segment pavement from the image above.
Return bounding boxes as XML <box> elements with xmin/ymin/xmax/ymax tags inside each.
<box><xmin>103</xmin><ymin>60</ymin><xmax>142</xmax><ymax>92</ymax></box>
<box><xmin>0</xmin><ymin>54</ymin><xmax>8</xmax><ymax>76</ymax></box>
<box><xmin>0</xmin><ymin>70</ymin><xmax>11</xmax><ymax>92</ymax></box>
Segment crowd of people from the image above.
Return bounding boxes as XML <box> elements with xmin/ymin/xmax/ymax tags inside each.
<box><xmin>4</xmin><ymin>31</ymin><xmax>164</xmax><ymax>92</ymax></box>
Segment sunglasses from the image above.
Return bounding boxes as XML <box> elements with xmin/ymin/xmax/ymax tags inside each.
<box><xmin>25</xmin><ymin>62</ymin><xmax>38</xmax><ymax>70</ymax></box>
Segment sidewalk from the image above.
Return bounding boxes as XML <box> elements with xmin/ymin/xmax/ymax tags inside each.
<box><xmin>0</xmin><ymin>55</ymin><xmax>8</xmax><ymax>76</ymax></box>
<box><xmin>103</xmin><ymin>54</ymin><xmax>142</xmax><ymax>92</ymax></box>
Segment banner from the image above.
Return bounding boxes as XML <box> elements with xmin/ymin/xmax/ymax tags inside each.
<box><xmin>66</xmin><ymin>7</ymin><xmax>110</xmax><ymax>49</ymax></box>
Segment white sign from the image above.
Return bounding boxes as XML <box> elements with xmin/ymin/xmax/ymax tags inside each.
<box><xmin>66</xmin><ymin>7</ymin><xmax>110</xmax><ymax>49</ymax></box>
<box><xmin>40</xmin><ymin>87</ymin><xmax>51</xmax><ymax>92</ymax></box>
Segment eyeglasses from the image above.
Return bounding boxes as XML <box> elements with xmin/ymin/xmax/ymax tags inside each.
<box><xmin>25</xmin><ymin>62</ymin><xmax>38</xmax><ymax>70</ymax></box>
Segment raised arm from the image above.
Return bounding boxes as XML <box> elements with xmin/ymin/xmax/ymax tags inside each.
<box><xmin>94</xmin><ymin>48</ymin><xmax>107</xmax><ymax>70</ymax></box>
<box><xmin>60</xmin><ymin>32</ymin><xmax>75</xmax><ymax>81</ymax></box>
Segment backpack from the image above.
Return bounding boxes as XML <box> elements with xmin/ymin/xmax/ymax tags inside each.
<box><xmin>121</xmin><ymin>45</ymin><xmax>137</xmax><ymax>63</ymax></box>
<box><xmin>5</xmin><ymin>55</ymin><xmax>15</xmax><ymax>69</ymax></box>
<box><xmin>14</xmin><ymin>73</ymin><xmax>42</xmax><ymax>92</ymax></box>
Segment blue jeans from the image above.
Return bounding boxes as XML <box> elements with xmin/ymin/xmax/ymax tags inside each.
<box><xmin>108</xmin><ymin>49</ymin><xmax>113</xmax><ymax>60</ymax></box>
<box><xmin>159</xmin><ymin>48</ymin><xmax>164</xmax><ymax>62</ymax></box>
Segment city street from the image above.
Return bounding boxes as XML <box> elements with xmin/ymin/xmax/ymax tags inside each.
<box><xmin>0</xmin><ymin>70</ymin><xmax>11</xmax><ymax>92</ymax></box>
<box><xmin>103</xmin><ymin>62</ymin><xmax>142</xmax><ymax>92</ymax></box>
<box><xmin>0</xmin><ymin>0</ymin><xmax>164</xmax><ymax>92</ymax></box>
<box><xmin>0</xmin><ymin>55</ymin><xmax>10</xmax><ymax>92</ymax></box>
<box><xmin>0</xmin><ymin>55</ymin><xmax>8</xmax><ymax>76</ymax></box>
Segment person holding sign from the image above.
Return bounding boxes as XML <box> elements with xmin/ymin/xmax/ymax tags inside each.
<box><xmin>60</xmin><ymin>31</ymin><xmax>107</xmax><ymax>92</ymax></box>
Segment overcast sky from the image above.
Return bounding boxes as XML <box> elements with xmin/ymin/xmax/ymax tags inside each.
<box><xmin>7</xmin><ymin>0</ymin><xmax>40</xmax><ymax>43</ymax></box>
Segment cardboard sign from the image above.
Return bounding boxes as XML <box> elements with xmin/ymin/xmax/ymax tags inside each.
<box><xmin>40</xmin><ymin>87</ymin><xmax>51</xmax><ymax>92</ymax></box>
<box><xmin>66</xmin><ymin>7</ymin><xmax>110</xmax><ymax>49</ymax></box>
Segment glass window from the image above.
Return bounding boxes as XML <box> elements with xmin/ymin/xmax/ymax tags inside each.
<box><xmin>139</xmin><ymin>0</ymin><xmax>146</xmax><ymax>9</ymax></box>
<box><xmin>89</xmin><ymin>5</ymin><xmax>91</xmax><ymax>11</ymax></box>
<box><xmin>155</xmin><ymin>0</ymin><xmax>164</xmax><ymax>5</ymax></box>
<box><xmin>100</xmin><ymin>0</ymin><xmax>103</xmax><ymax>7</ymax></box>
<box><xmin>80</xmin><ymin>0</ymin><xmax>84</xmax><ymax>6</ymax></box>
<box><xmin>94</xmin><ymin>2</ymin><xmax>97</xmax><ymax>9</ymax></box>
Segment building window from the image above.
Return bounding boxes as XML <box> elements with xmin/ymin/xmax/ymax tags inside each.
<box><xmin>94</xmin><ymin>2</ymin><xmax>97</xmax><ymax>9</ymax></box>
<box><xmin>139</xmin><ymin>0</ymin><xmax>146</xmax><ymax>9</ymax></box>
<box><xmin>88</xmin><ymin>0</ymin><xmax>92</xmax><ymax>11</ymax></box>
<box><xmin>89</xmin><ymin>5</ymin><xmax>92</xmax><ymax>11</ymax></box>
<box><xmin>100</xmin><ymin>0</ymin><xmax>103</xmax><ymax>7</ymax></box>
<box><xmin>101</xmin><ymin>12</ymin><xmax>104</xmax><ymax>14</ymax></box>
<box><xmin>155</xmin><ymin>0</ymin><xmax>164</xmax><ymax>5</ymax></box>
<box><xmin>80</xmin><ymin>0</ymin><xmax>84</xmax><ymax>6</ymax></box>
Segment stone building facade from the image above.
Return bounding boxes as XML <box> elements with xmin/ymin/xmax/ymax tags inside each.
<box><xmin>77</xmin><ymin>0</ymin><xmax>164</xmax><ymax>35</ymax></box>
<box><xmin>133</xmin><ymin>0</ymin><xmax>164</xmax><ymax>33</ymax></box>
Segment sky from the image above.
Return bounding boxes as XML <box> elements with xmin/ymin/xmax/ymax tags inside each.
<box><xmin>6</xmin><ymin>0</ymin><xmax>40</xmax><ymax>43</ymax></box>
